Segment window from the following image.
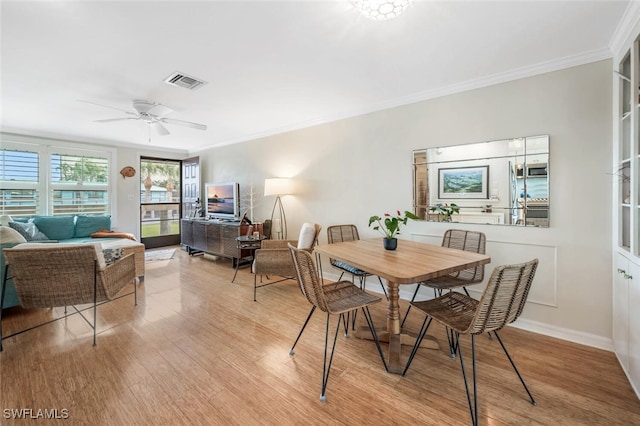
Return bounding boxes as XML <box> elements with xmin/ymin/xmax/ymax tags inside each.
<box><xmin>50</xmin><ymin>152</ymin><xmax>109</xmax><ymax>215</ymax></box>
<box><xmin>0</xmin><ymin>139</ymin><xmax>112</xmax><ymax>217</ymax></box>
<box><xmin>0</xmin><ymin>148</ymin><xmax>41</xmax><ymax>216</ymax></box>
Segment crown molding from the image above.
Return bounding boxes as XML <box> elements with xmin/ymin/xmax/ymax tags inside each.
<box><xmin>192</xmin><ymin>48</ymin><xmax>613</xmax><ymax>153</ymax></box>
<box><xmin>609</xmin><ymin>0</ymin><xmax>640</xmax><ymax>59</ymax></box>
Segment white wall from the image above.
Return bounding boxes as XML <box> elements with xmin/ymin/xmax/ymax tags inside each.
<box><xmin>3</xmin><ymin>60</ymin><xmax>612</xmax><ymax>349</ymax></box>
<box><xmin>196</xmin><ymin>60</ymin><xmax>613</xmax><ymax>349</ymax></box>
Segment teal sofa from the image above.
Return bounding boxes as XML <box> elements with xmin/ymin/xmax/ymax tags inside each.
<box><xmin>1</xmin><ymin>215</ymin><xmax>117</xmax><ymax>309</ymax></box>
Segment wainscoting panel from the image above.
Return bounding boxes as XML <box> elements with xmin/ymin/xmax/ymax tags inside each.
<box><xmin>410</xmin><ymin>232</ymin><xmax>558</xmax><ymax>307</ymax></box>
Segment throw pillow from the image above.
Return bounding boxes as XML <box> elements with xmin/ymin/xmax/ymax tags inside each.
<box><xmin>8</xmin><ymin>221</ymin><xmax>50</xmax><ymax>241</ymax></box>
<box><xmin>102</xmin><ymin>248</ymin><xmax>124</xmax><ymax>265</ymax></box>
<box><xmin>297</xmin><ymin>223</ymin><xmax>317</xmax><ymax>249</ymax></box>
<box><xmin>74</xmin><ymin>215</ymin><xmax>111</xmax><ymax>238</ymax></box>
<box><xmin>33</xmin><ymin>216</ymin><xmax>75</xmax><ymax>240</ymax></box>
<box><xmin>0</xmin><ymin>226</ymin><xmax>27</xmax><ymax>244</ymax></box>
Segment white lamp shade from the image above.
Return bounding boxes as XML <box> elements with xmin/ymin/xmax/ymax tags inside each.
<box><xmin>264</xmin><ymin>178</ymin><xmax>292</xmax><ymax>196</ymax></box>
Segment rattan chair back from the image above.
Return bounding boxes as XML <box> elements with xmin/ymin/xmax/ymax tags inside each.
<box><xmin>288</xmin><ymin>244</ymin><xmax>330</xmax><ymax>313</ymax></box>
<box><xmin>402</xmin><ymin>258</ymin><xmax>540</xmax><ymax>422</ymax></box>
<box><xmin>442</xmin><ymin>229</ymin><xmax>486</xmax><ymax>283</ymax></box>
<box><xmin>3</xmin><ymin>244</ymin><xmax>136</xmax><ymax>308</ymax></box>
<box><xmin>467</xmin><ymin>258</ymin><xmax>538</xmax><ymax>334</ymax></box>
<box><xmin>263</xmin><ymin>219</ymin><xmax>272</xmax><ymax>240</ymax></box>
<box><xmin>326</xmin><ymin>224</ymin><xmax>359</xmax><ymax>265</ymax></box>
<box><xmin>327</xmin><ymin>224</ymin><xmax>359</xmax><ymax>244</ymax></box>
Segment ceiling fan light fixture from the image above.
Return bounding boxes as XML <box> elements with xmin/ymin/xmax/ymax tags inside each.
<box><xmin>352</xmin><ymin>0</ymin><xmax>411</xmax><ymax>21</ymax></box>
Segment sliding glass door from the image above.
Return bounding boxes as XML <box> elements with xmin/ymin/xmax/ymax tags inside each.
<box><xmin>140</xmin><ymin>157</ymin><xmax>181</xmax><ymax>249</ymax></box>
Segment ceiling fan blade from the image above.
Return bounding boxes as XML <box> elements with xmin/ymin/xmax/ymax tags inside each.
<box><xmin>94</xmin><ymin>117</ymin><xmax>139</xmax><ymax>123</ymax></box>
<box><xmin>77</xmin><ymin>100</ymin><xmax>137</xmax><ymax>116</ymax></box>
<box><xmin>151</xmin><ymin>122</ymin><xmax>171</xmax><ymax>136</ymax></box>
<box><xmin>161</xmin><ymin>117</ymin><xmax>207</xmax><ymax>131</ymax></box>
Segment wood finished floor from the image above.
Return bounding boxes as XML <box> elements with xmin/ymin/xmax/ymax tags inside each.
<box><xmin>1</xmin><ymin>246</ymin><xmax>639</xmax><ymax>425</ymax></box>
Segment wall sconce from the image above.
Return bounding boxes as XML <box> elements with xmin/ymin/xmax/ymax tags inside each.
<box><xmin>264</xmin><ymin>178</ymin><xmax>293</xmax><ymax>239</ymax></box>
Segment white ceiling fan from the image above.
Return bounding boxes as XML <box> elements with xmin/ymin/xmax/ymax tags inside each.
<box><xmin>78</xmin><ymin>99</ymin><xmax>207</xmax><ymax>136</ymax></box>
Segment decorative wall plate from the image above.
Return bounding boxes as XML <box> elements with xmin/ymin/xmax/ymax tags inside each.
<box><xmin>120</xmin><ymin>166</ymin><xmax>136</xmax><ymax>178</ymax></box>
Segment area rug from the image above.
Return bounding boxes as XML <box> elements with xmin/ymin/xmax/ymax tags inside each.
<box><xmin>144</xmin><ymin>248</ymin><xmax>176</xmax><ymax>262</ymax></box>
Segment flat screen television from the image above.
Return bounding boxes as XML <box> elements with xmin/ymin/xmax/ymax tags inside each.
<box><xmin>205</xmin><ymin>182</ymin><xmax>240</xmax><ymax>220</ymax></box>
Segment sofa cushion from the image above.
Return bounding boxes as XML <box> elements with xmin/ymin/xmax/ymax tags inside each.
<box><xmin>33</xmin><ymin>216</ymin><xmax>75</xmax><ymax>240</ymax></box>
<box><xmin>74</xmin><ymin>215</ymin><xmax>111</xmax><ymax>238</ymax></box>
<box><xmin>8</xmin><ymin>221</ymin><xmax>49</xmax><ymax>241</ymax></box>
<box><xmin>1</xmin><ymin>225</ymin><xmax>27</xmax><ymax>244</ymax></box>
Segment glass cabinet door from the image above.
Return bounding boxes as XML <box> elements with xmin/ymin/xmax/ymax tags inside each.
<box><xmin>618</xmin><ymin>50</ymin><xmax>633</xmax><ymax>251</ymax></box>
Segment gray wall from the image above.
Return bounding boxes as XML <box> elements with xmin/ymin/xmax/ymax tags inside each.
<box><xmin>196</xmin><ymin>60</ymin><xmax>613</xmax><ymax>348</ymax></box>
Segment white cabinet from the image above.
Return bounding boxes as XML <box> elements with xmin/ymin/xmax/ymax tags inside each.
<box><xmin>613</xmin><ymin>34</ymin><xmax>640</xmax><ymax>398</ymax></box>
<box><xmin>614</xmin><ymin>253</ymin><xmax>630</xmax><ymax>371</ymax></box>
<box><xmin>615</xmin><ymin>45</ymin><xmax>635</xmax><ymax>253</ymax></box>
<box><xmin>613</xmin><ymin>253</ymin><xmax>640</xmax><ymax>397</ymax></box>
<box><xmin>629</xmin><ymin>259</ymin><xmax>640</xmax><ymax>394</ymax></box>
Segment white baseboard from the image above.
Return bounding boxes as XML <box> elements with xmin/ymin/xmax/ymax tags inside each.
<box><xmin>320</xmin><ymin>269</ymin><xmax>614</xmax><ymax>352</ymax></box>
<box><xmin>508</xmin><ymin>318</ymin><xmax>613</xmax><ymax>352</ymax></box>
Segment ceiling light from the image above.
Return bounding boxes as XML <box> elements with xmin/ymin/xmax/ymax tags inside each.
<box><xmin>352</xmin><ymin>0</ymin><xmax>411</xmax><ymax>21</ymax></box>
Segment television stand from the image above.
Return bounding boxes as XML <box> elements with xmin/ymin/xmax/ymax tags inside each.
<box><xmin>181</xmin><ymin>219</ymin><xmax>263</xmax><ymax>267</ymax></box>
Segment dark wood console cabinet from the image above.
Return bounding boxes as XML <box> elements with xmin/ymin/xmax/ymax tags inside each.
<box><xmin>181</xmin><ymin>219</ymin><xmax>261</xmax><ymax>266</ymax></box>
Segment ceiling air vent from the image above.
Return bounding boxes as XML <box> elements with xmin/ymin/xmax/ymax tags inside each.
<box><xmin>164</xmin><ymin>72</ymin><xmax>207</xmax><ymax>90</ymax></box>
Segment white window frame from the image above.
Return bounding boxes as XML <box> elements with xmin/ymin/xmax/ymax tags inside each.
<box><xmin>0</xmin><ymin>136</ymin><xmax>116</xmax><ymax>218</ymax></box>
<box><xmin>48</xmin><ymin>145</ymin><xmax>111</xmax><ymax>216</ymax></box>
<box><xmin>0</xmin><ymin>140</ymin><xmax>45</xmax><ymax>217</ymax></box>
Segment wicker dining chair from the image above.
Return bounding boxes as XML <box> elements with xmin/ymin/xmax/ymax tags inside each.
<box><xmin>402</xmin><ymin>229</ymin><xmax>486</xmax><ymax>330</ymax></box>
<box><xmin>252</xmin><ymin>223</ymin><xmax>321</xmax><ymax>301</ymax></box>
<box><xmin>326</xmin><ymin>225</ymin><xmax>388</xmax><ymax>299</ymax></box>
<box><xmin>0</xmin><ymin>243</ymin><xmax>137</xmax><ymax>351</ymax></box>
<box><xmin>287</xmin><ymin>244</ymin><xmax>388</xmax><ymax>402</ymax></box>
<box><xmin>403</xmin><ymin>258</ymin><xmax>539</xmax><ymax>426</ymax></box>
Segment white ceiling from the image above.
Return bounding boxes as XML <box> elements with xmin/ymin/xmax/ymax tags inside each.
<box><xmin>0</xmin><ymin>1</ymin><xmax>632</xmax><ymax>153</ymax></box>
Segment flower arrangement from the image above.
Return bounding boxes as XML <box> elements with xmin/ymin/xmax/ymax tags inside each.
<box><xmin>368</xmin><ymin>210</ymin><xmax>419</xmax><ymax>239</ymax></box>
<box><xmin>429</xmin><ymin>203</ymin><xmax>459</xmax><ymax>222</ymax></box>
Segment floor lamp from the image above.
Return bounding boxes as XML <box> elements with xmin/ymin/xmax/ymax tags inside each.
<box><xmin>264</xmin><ymin>178</ymin><xmax>292</xmax><ymax>239</ymax></box>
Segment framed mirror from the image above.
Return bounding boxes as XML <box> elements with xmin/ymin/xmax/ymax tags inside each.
<box><xmin>413</xmin><ymin>135</ymin><xmax>549</xmax><ymax>227</ymax></box>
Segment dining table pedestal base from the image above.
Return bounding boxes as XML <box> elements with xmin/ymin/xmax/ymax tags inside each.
<box><xmin>354</xmin><ymin>326</ymin><xmax>439</xmax><ymax>374</ymax></box>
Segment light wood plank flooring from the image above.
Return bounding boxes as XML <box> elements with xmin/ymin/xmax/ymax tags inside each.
<box><xmin>1</xmin><ymin>246</ymin><xmax>639</xmax><ymax>425</ymax></box>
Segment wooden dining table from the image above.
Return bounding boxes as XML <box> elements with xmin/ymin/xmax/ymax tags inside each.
<box><xmin>315</xmin><ymin>238</ymin><xmax>491</xmax><ymax>374</ymax></box>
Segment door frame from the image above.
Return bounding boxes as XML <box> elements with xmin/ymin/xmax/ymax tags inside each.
<box><xmin>140</xmin><ymin>156</ymin><xmax>182</xmax><ymax>249</ymax></box>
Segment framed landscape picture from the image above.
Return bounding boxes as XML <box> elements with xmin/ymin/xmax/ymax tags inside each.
<box><xmin>438</xmin><ymin>165</ymin><xmax>489</xmax><ymax>199</ymax></box>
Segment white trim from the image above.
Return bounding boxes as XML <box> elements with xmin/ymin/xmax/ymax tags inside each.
<box><xmin>615</xmin><ymin>351</ymin><xmax>640</xmax><ymax>399</ymax></box>
<box><xmin>191</xmin><ymin>48</ymin><xmax>612</xmax><ymax>153</ymax></box>
<box><xmin>320</xmin><ymin>267</ymin><xmax>612</xmax><ymax>351</ymax></box>
<box><xmin>409</xmin><ymin>231</ymin><xmax>559</xmax><ymax>307</ymax></box>
<box><xmin>510</xmin><ymin>318</ymin><xmax>613</xmax><ymax>352</ymax></box>
<box><xmin>610</xmin><ymin>0</ymin><xmax>640</xmax><ymax>59</ymax></box>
